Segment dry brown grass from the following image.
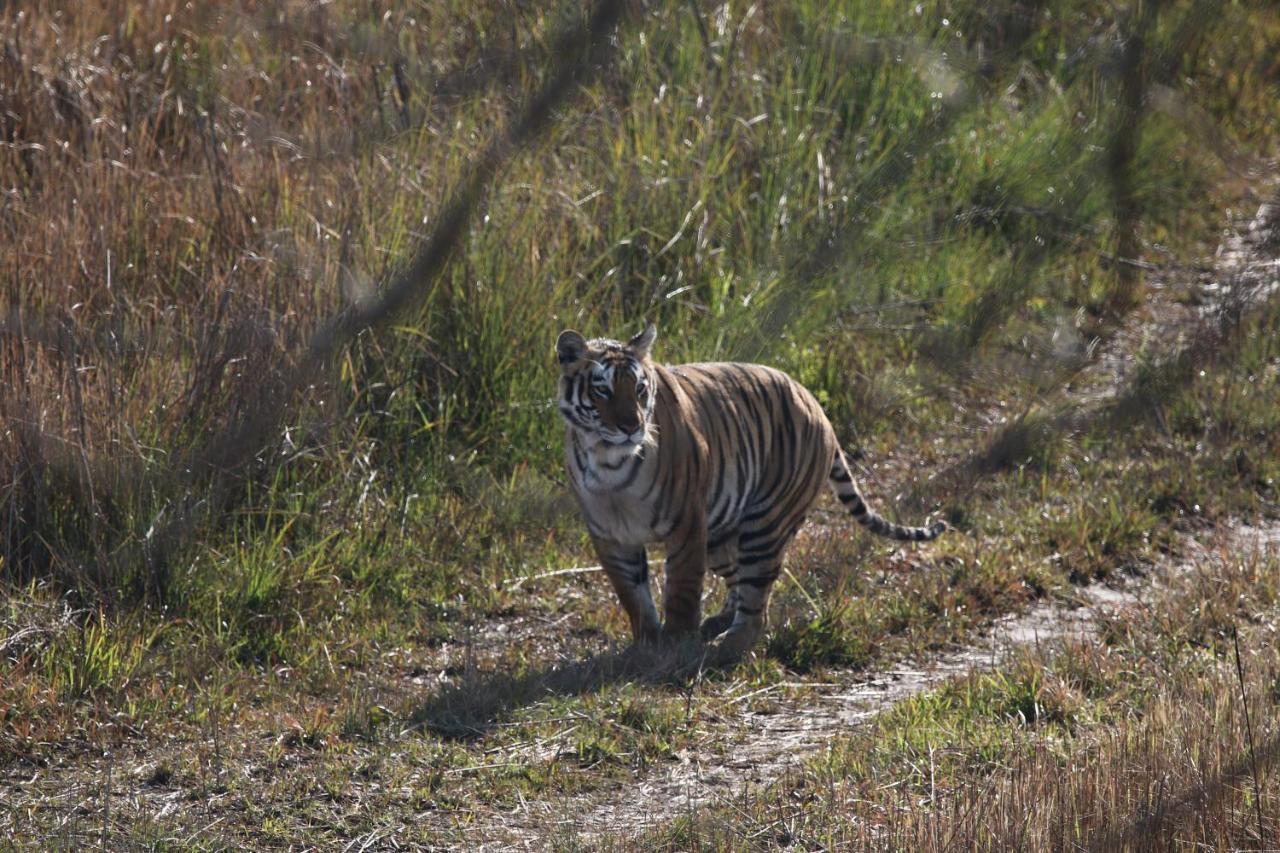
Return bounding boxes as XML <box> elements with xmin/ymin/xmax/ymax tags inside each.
<box><xmin>0</xmin><ymin>0</ymin><xmax>592</xmax><ymax>597</ymax></box>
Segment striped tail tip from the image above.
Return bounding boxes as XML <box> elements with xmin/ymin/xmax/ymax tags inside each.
<box><xmin>898</xmin><ymin>518</ymin><xmax>946</xmax><ymax>541</ymax></box>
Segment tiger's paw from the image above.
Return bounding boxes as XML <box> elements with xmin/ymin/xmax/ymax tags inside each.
<box><xmin>699</xmin><ymin>611</ymin><xmax>735</xmax><ymax>641</ymax></box>
<box><xmin>705</xmin><ymin>622</ymin><xmax>764</xmax><ymax>667</ymax></box>
<box><xmin>659</xmin><ymin>615</ymin><xmax>701</xmax><ymax>645</ymax></box>
<box><xmin>623</xmin><ymin>632</ymin><xmax>706</xmax><ymax>680</ymax></box>
<box><xmin>619</xmin><ymin>637</ymin><xmax>668</xmax><ymax>672</ymax></box>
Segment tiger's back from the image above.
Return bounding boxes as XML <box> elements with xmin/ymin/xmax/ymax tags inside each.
<box><xmin>661</xmin><ymin>362</ymin><xmax>837</xmax><ymax>555</ymax></box>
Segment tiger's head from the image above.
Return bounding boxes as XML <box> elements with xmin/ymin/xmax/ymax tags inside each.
<box><xmin>555</xmin><ymin>323</ymin><xmax>658</xmax><ymax>454</ymax></box>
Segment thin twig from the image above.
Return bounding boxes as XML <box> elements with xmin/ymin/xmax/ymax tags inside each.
<box><xmin>506</xmin><ymin>556</ymin><xmax>672</xmax><ymax>590</ymax></box>
<box><xmin>1232</xmin><ymin>624</ymin><xmax>1266</xmax><ymax>846</ymax></box>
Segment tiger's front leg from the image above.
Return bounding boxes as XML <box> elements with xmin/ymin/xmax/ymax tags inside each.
<box><xmin>660</xmin><ymin>514</ymin><xmax>708</xmax><ymax>640</ymax></box>
<box><xmin>593</xmin><ymin>538</ymin><xmax>661</xmax><ymax>645</ymax></box>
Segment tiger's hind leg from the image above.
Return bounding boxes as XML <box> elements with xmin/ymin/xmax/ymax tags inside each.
<box><xmin>700</xmin><ymin>532</ymin><xmax>739</xmax><ymax>641</ymax></box>
<box><xmin>710</xmin><ymin>521</ymin><xmax>800</xmax><ymax>662</ymax></box>
<box><xmin>700</xmin><ymin>593</ymin><xmax>738</xmax><ymax>641</ymax></box>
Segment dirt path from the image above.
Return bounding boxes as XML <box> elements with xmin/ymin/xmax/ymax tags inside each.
<box><xmin>536</xmin><ymin>585</ymin><xmax>1137</xmax><ymax>843</ymax></box>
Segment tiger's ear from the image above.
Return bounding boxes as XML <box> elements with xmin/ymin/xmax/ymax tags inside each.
<box><xmin>627</xmin><ymin>322</ymin><xmax>657</xmax><ymax>359</ymax></box>
<box><xmin>556</xmin><ymin>330</ymin><xmax>587</xmax><ymax>365</ymax></box>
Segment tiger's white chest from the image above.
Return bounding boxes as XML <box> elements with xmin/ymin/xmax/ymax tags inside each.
<box><xmin>566</xmin><ymin>433</ymin><xmax>662</xmax><ymax>545</ymax></box>
<box><xmin>579</xmin><ymin>491</ymin><xmax>657</xmax><ymax>545</ymax></box>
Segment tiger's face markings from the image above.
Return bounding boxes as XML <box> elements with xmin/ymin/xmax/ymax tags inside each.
<box><xmin>556</xmin><ymin>324</ymin><xmax>658</xmax><ymax>452</ymax></box>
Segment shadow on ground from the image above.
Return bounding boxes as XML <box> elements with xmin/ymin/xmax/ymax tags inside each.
<box><xmin>408</xmin><ymin>641</ymin><xmax>709</xmax><ymax>739</ymax></box>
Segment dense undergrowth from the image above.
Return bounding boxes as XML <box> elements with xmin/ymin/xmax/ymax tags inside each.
<box><xmin>1</xmin><ymin>0</ymin><xmax>1279</xmax><ymax>847</ymax></box>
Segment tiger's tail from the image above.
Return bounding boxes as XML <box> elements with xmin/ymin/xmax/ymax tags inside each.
<box><xmin>828</xmin><ymin>449</ymin><xmax>946</xmax><ymax>542</ymax></box>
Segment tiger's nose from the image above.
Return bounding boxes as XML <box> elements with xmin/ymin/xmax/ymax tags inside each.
<box><xmin>619</xmin><ymin>415</ymin><xmax>641</xmax><ymax>433</ymax></box>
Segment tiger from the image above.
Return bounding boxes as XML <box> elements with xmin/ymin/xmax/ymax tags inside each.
<box><xmin>556</xmin><ymin>323</ymin><xmax>946</xmax><ymax>662</ymax></box>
